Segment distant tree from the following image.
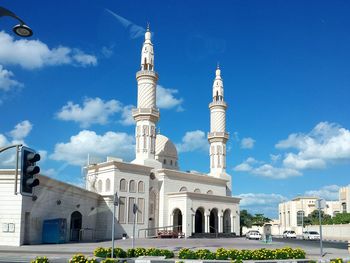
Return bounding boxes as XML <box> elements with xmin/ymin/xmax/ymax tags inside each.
<box><xmin>252</xmin><ymin>213</ymin><xmax>272</xmax><ymax>227</ymax></box>
<box><xmin>330</xmin><ymin>213</ymin><xmax>350</xmax><ymax>224</ymax></box>
<box><xmin>305</xmin><ymin>209</ymin><xmax>332</xmax><ymax>225</ymax></box>
<box><xmin>239</xmin><ymin>210</ymin><xmax>253</xmax><ymax>236</ymax></box>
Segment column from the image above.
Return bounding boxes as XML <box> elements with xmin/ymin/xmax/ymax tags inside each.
<box><xmin>218</xmin><ymin>212</ymin><xmax>223</xmax><ymax>233</ymax></box>
<box><xmin>192</xmin><ymin>214</ymin><xmax>195</xmax><ymax>233</ymax></box>
<box><xmin>204</xmin><ymin>213</ymin><xmax>209</xmax><ymax>233</ymax></box>
<box><xmin>231</xmin><ymin>216</ymin><xmax>235</xmax><ymax>233</ymax></box>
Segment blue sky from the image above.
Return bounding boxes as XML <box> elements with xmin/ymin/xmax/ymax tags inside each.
<box><xmin>0</xmin><ymin>0</ymin><xmax>349</xmax><ymax>218</ymax></box>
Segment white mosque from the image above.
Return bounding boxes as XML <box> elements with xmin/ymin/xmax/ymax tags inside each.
<box><xmin>0</xmin><ymin>27</ymin><xmax>240</xmax><ymax>246</ymax></box>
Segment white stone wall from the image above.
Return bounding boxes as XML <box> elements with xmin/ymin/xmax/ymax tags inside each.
<box><xmin>0</xmin><ymin>171</ymin><xmax>100</xmax><ymax>246</ymax></box>
<box><xmin>0</xmin><ymin>172</ymin><xmax>23</xmax><ymax>246</ymax></box>
<box><xmin>86</xmin><ymin>162</ymin><xmax>151</xmax><ymax>239</ymax></box>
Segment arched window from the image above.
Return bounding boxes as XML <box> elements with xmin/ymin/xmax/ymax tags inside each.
<box><xmin>129</xmin><ymin>180</ymin><xmax>136</xmax><ymax>192</ymax></box>
<box><xmin>105</xmin><ymin>178</ymin><xmax>111</xmax><ymax>192</ymax></box>
<box><xmin>207</xmin><ymin>190</ymin><xmax>213</xmax><ymax>195</ymax></box>
<box><xmin>97</xmin><ymin>180</ymin><xmax>102</xmax><ymax>192</ymax></box>
<box><xmin>179</xmin><ymin>187</ymin><xmax>187</xmax><ymax>192</ymax></box>
<box><xmin>170</xmin><ymin>160</ymin><xmax>173</xmax><ymax>166</ymax></box>
<box><xmin>163</xmin><ymin>159</ymin><xmax>167</xmax><ymax>165</ymax></box>
<box><xmin>297</xmin><ymin>211</ymin><xmax>304</xmax><ymax>226</ymax></box>
<box><xmin>120</xmin><ymin>179</ymin><xmax>127</xmax><ymax>192</ymax></box>
<box><xmin>194</xmin><ymin>188</ymin><xmax>201</xmax><ymax>193</ymax></box>
<box><xmin>138</xmin><ymin>181</ymin><xmax>144</xmax><ymax>193</ymax></box>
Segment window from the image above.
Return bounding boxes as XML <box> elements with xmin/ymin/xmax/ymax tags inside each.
<box><xmin>342</xmin><ymin>202</ymin><xmax>347</xmax><ymax>213</ymax></box>
<box><xmin>170</xmin><ymin>160</ymin><xmax>173</xmax><ymax>166</ymax></box>
<box><xmin>97</xmin><ymin>180</ymin><xmax>102</xmax><ymax>192</ymax></box>
<box><xmin>194</xmin><ymin>188</ymin><xmax>201</xmax><ymax>193</ymax></box>
<box><xmin>138</xmin><ymin>181</ymin><xmax>144</xmax><ymax>193</ymax></box>
<box><xmin>207</xmin><ymin>190</ymin><xmax>213</xmax><ymax>195</ymax></box>
<box><xmin>296</xmin><ymin>211</ymin><xmax>304</xmax><ymax>226</ymax></box>
<box><xmin>120</xmin><ymin>179</ymin><xmax>127</xmax><ymax>192</ymax></box>
<box><xmin>128</xmin><ymin>197</ymin><xmax>136</xmax><ymax>224</ymax></box>
<box><xmin>179</xmin><ymin>187</ymin><xmax>187</xmax><ymax>192</ymax></box>
<box><xmin>105</xmin><ymin>178</ymin><xmax>111</xmax><ymax>192</ymax></box>
<box><xmin>129</xmin><ymin>180</ymin><xmax>136</xmax><ymax>192</ymax></box>
<box><xmin>137</xmin><ymin>198</ymin><xmax>145</xmax><ymax>224</ymax></box>
<box><xmin>163</xmin><ymin>159</ymin><xmax>167</xmax><ymax>164</ymax></box>
<box><xmin>118</xmin><ymin>197</ymin><xmax>126</xmax><ymax>223</ymax></box>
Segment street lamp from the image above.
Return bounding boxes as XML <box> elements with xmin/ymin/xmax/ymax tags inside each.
<box><xmin>0</xmin><ymin>6</ymin><xmax>33</xmax><ymax>37</ymax></box>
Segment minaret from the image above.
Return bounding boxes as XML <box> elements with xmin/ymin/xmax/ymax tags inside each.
<box><xmin>132</xmin><ymin>25</ymin><xmax>160</xmax><ymax>167</ymax></box>
<box><xmin>208</xmin><ymin>65</ymin><xmax>229</xmax><ymax>178</ymax></box>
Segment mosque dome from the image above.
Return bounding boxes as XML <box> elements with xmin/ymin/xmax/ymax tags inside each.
<box><xmin>155</xmin><ymin>134</ymin><xmax>178</xmax><ymax>170</ymax></box>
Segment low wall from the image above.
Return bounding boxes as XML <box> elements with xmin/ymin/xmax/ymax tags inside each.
<box><xmin>305</xmin><ymin>224</ymin><xmax>350</xmax><ymax>241</ymax></box>
<box><xmin>244</xmin><ymin>224</ymin><xmax>350</xmax><ymax>241</ymax></box>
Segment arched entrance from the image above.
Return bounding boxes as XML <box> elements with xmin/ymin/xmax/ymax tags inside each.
<box><xmin>223</xmin><ymin>209</ymin><xmax>231</xmax><ymax>233</ymax></box>
<box><xmin>173</xmin><ymin>208</ymin><xmax>182</xmax><ymax>232</ymax></box>
<box><xmin>195</xmin><ymin>208</ymin><xmax>204</xmax><ymax>233</ymax></box>
<box><xmin>70</xmin><ymin>211</ymin><xmax>82</xmax><ymax>241</ymax></box>
<box><xmin>209</xmin><ymin>208</ymin><xmax>218</xmax><ymax>233</ymax></box>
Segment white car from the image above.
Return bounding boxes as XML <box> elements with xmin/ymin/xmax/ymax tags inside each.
<box><xmin>303</xmin><ymin>231</ymin><xmax>320</xmax><ymax>240</ymax></box>
<box><xmin>246</xmin><ymin>230</ymin><xmax>262</xmax><ymax>240</ymax></box>
<box><xmin>282</xmin><ymin>230</ymin><xmax>297</xmax><ymax>238</ymax></box>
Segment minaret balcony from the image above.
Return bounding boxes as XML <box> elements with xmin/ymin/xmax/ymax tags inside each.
<box><xmin>132</xmin><ymin>108</ymin><xmax>160</xmax><ymax>121</ymax></box>
<box><xmin>136</xmin><ymin>70</ymin><xmax>159</xmax><ymax>80</ymax></box>
<box><xmin>207</xmin><ymin>132</ymin><xmax>229</xmax><ymax>140</ymax></box>
<box><xmin>209</xmin><ymin>100</ymin><xmax>227</xmax><ymax>109</ymax></box>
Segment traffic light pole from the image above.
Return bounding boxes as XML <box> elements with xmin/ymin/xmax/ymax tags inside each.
<box><xmin>0</xmin><ymin>144</ymin><xmax>23</xmax><ymax>195</ymax></box>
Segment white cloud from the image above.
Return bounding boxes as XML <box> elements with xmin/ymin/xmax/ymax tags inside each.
<box><xmin>0</xmin><ymin>120</ymin><xmax>35</xmax><ymax>168</ymax></box>
<box><xmin>9</xmin><ymin>120</ymin><xmax>32</xmax><ymax>140</ymax></box>
<box><xmin>157</xmin><ymin>85</ymin><xmax>184</xmax><ymax>111</ymax></box>
<box><xmin>234</xmin><ymin>157</ymin><xmax>301</xmax><ymax>179</ymax></box>
<box><xmin>270</xmin><ymin>154</ymin><xmax>281</xmax><ymax>163</ymax></box>
<box><xmin>304</xmin><ymin>185</ymin><xmax>341</xmax><ymax>201</ymax></box>
<box><xmin>119</xmin><ymin>105</ymin><xmax>135</xmax><ymax>126</ymax></box>
<box><xmin>105</xmin><ymin>9</ymin><xmax>145</xmax><ymax>39</ymax></box>
<box><xmin>50</xmin><ymin>130</ymin><xmax>135</xmax><ymax>166</ymax></box>
<box><xmin>241</xmin><ymin>137</ymin><xmax>255</xmax><ymax>149</ymax></box>
<box><xmin>277</xmin><ymin>122</ymin><xmax>350</xmax><ymax>170</ymax></box>
<box><xmin>0</xmin><ymin>31</ymin><xmax>97</xmax><ymax>69</ymax></box>
<box><xmin>56</xmin><ymin>97</ymin><xmax>121</xmax><ymax>128</ymax></box>
<box><xmin>176</xmin><ymin>130</ymin><xmax>208</xmax><ymax>153</ymax></box>
<box><xmin>0</xmin><ymin>65</ymin><xmax>23</xmax><ymax>92</ymax></box>
<box><xmin>238</xmin><ymin>193</ymin><xmax>288</xmax><ymax>207</ymax></box>
<box><xmin>72</xmin><ymin>50</ymin><xmax>97</xmax><ymax>66</ymax></box>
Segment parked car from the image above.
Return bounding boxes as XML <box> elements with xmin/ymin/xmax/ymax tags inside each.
<box><xmin>246</xmin><ymin>230</ymin><xmax>262</xmax><ymax>240</ymax></box>
<box><xmin>302</xmin><ymin>231</ymin><xmax>320</xmax><ymax>240</ymax></box>
<box><xmin>282</xmin><ymin>230</ymin><xmax>297</xmax><ymax>238</ymax></box>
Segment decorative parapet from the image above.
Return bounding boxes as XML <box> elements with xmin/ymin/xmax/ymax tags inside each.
<box><xmin>136</xmin><ymin>70</ymin><xmax>159</xmax><ymax>80</ymax></box>
<box><xmin>209</xmin><ymin>100</ymin><xmax>227</xmax><ymax>109</ymax></box>
<box><xmin>132</xmin><ymin>107</ymin><xmax>160</xmax><ymax>121</ymax></box>
<box><xmin>208</xmin><ymin>132</ymin><xmax>229</xmax><ymax>140</ymax></box>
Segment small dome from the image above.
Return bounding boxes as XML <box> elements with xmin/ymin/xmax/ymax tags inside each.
<box><xmin>155</xmin><ymin>134</ymin><xmax>178</xmax><ymax>159</ymax></box>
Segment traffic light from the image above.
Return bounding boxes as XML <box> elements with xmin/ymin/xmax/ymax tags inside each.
<box><xmin>20</xmin><ymin>146</ymin><xmax>40</xmax><ymax>196</ymax></box>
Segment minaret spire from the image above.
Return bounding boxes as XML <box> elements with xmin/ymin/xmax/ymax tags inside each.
<box><xmin>208</xmin><ymin>65</ymin><xmax>229</xmax><ymax>178</ymax></box>
<box><xmin>140</xmin><ymin>23</ymin><xmax>154</xmax><ymax>71</ymax></box>
<box><xmin>132</xmin><ymin>24</ymin><xmax>160</xmax><ymax>167</ymax></box>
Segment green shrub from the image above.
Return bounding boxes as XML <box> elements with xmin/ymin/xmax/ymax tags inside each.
<box><xmin>146</xmin><ymin>248</ymin><xmax>162</xmax><ymax>256</ymax></box>
<box><xmin>178</xmin><ymin>248</ymin><xmax>197</xmax><ymax>259</ymax></box>
<box><xmin>113</xmin><ymin>248</ymin><xmax>127</xmax><ymax>258</ymax></box>
<box><xmin>94</xmin><ymin>247</ymin><xmax>108</xmax><ymax>258</ymax></box>
<box><xmin>330</xmin><ymin>259</ymin><xmax>344</xmax><ymax>263</ymax></box>
<box><xmin>228</xmin><ymin>249</ymin><xmax>239</xmax><ymax>260</ymax></box>
<box><xmin>134</xmin><ymin>247</ymin><xmax>147</xmax><ymax>257</ymax></box>
<box><xmin>100</xmin><ymin>259</ymin><xmax>120</xmax><ymax>263</ymax></box>
<box><xmin>30</xmin><ymin>256</ymin><xmax>49</xmax><ymax>263</ymax></box>
<box><xmin>69</xmin><ymin>254</ymin><xmax>98</xmax><ymax>263</ymax></box>
<box><xmin>126</xmin><ymin>248</ymin><xmax>135</xmax><ymax>258</ymax></box>
<box><xmin>160</xmin><ymin>249</ymin><xmax>174</xmax><ymax>258</ymax></box>
<box><xmin>216</xmin><ymin>248</ymin><xmax>229</xmax><ymax>260</ymax></box>
<box><xmin>291</xmin><ymin>248</ymin><xmax>306</xmax><ymax>259</ymax></box>
<box><xmin>196</xmin><ymin>249</ymin><xmax>216</xmax><ymax>260</ymax></box>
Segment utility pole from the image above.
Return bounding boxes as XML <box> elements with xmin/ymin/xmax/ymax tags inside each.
<box><xmin>317</xmin><ymin>199</ymin><xmax>325</xmax><ymax>258</ymax></box>
<box><xmin>132</xmin><ymin>203</ymin><xmax>138</xmax><ymax>249</ymax></box>
<box><xmin>111</xmin><ymin>191</ymin><xmax>118</xmax><ymax>258</ymax></box>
